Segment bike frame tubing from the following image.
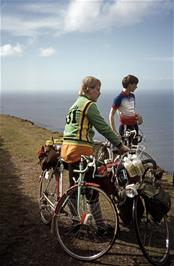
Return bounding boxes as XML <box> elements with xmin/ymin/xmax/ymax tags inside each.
<box><xmin>59</xmin><ymin>161</ymin><xmax>64</xmax><ymax>198</ymax></box>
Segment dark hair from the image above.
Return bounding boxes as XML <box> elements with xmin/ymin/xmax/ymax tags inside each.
<box><xmin>122</xmin><ymin>75</ymin><xmax>139</xmax><ymax>88</ymax></box>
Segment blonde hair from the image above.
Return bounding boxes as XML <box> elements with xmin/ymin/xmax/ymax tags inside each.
<box><xmin>79</xmin><ymin>76</ymin><xmax>101</xmax><ymax>96</ymax></box>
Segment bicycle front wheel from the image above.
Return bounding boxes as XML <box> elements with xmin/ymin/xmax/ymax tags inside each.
<box><xmin>55</xmin><ymin>184</ymin><xmax>118</xmax><ymax>261</ymax></box>
<box><xmin>133</xmin><ymin>196</ymin><xmax>170</xmax><ymax>266</ymax></box>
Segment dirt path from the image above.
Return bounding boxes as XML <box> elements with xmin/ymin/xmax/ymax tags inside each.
<box><xmin>0</xmin><ymin>144</ymin><xmax>174</xmax><ymax>266</ymax></box>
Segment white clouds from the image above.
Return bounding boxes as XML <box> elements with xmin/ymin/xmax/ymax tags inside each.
<box><xmin>1</xmin><ymin>0</ymin><xmax>172</xmax><ymax>37</ymax></box>
<box><xmin>39</xmin><ymin>47</ymin><xmax>56</xmax><ymax>57</ymax></box>
<box><xmin>63</xmin><ymin>0</ymin><xmax>172</xmax><ymax>32</ymax></box>
<box><xmin>64</xmin><ymin>0</ymin><xmax>101</xmax><ymax>32</ymax></box>
<box><xmin>0</xmin><ymin>43</ymin><xmax>23</xmax><ymax>57</ymax></box>
<box><xmin>64</xmin><ymin>0</ymin><xmax>150</xmax><ymax>32</ymax></box>
<box><xmin>1</xmin><ymin>1</ymin><xmax>172</xmax><ymax>60</ymax></box>
<box><xmin>2</xmin><ymin>15</ymin><xmax>62</xmax><ymax>37</ymax></box>
<box><xmin>0</xmin><ymin>43</ymin><xmax>56</xmax><ymax>57</ymax></box>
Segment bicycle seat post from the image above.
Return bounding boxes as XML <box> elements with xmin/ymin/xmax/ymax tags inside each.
<box><xmin>79</xmin><ymin>156</ymin><xmax>85</xmax><ymax>180</ymax></box>
<box><xmin>76</xmin><ymin>156</ymin><xmax>86</xmax><ymax>217</ymax></box>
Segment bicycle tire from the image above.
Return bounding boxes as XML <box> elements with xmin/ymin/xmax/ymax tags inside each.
<box><xmin>137</xmin><ymin>151</ymin><xmax>155</xmax><ymax>162</ymax></box>
<box><xmin>39</xmin><ymin>169</ymin><xmax>57</xmax><ymax>224</ymax></box>
<box><xmin>55</xmin><ymin>183</ymin><xmax>118</xmax><ymax>261</ymax></box>
<box><xmin>133</xmin><ymin>196</ymin><xmax>170</xmax><ymax>266</ymax></box>
<box><xmin>142</xmin><ymin>158</ymin><xmax>157</xmax><ymax>169</ymax></box>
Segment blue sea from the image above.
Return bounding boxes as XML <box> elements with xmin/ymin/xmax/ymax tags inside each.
<box><xmin>1</xmin><ymin>89</ymin><xmax>173</xmax><ymax>174</ymax></box>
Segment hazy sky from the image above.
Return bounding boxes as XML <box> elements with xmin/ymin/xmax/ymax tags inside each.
<box><xmin>1</xmin><ymin>0</ymin><xmax>173</xmax><ymax>93</ymax></box>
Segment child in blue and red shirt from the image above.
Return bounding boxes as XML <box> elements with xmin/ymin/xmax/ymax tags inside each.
<box><xmin>109</xmin><ymin>75</ymin><xmax>143</xmax><ymax>145</ymax></box>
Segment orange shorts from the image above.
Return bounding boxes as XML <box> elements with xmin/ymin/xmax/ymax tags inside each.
<box><xmin>60</xmin><ymin>143</ymin><xmax>94</xmax><ymax>163</ymax></box>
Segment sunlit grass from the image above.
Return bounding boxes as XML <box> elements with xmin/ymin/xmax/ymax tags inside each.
<box><xmin>0</xmin><ymin>114</ymin><xmax>63</xmax><ymax>161</ymax></box>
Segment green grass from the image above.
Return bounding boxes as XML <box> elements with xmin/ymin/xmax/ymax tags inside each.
<box><xmin>0</xmin><ymin>114</ymin><xmax>63</xmax><ymax>161</ymax></box>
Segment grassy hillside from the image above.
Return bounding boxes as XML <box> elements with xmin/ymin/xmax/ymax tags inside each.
<box><xmin>0</xmin><ymin>114</ymin><xmax>173</xmax><ymax>266</ymax></box>
<box><xmin>0</xmin><ymin>114</ymin><xmax>63</xmax><ymax>161</ymax></box>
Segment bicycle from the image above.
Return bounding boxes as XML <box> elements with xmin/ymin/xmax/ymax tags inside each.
<box><xmin>39</xmin><ymin>152</ymin><xmax>170</xmax><ymax>264</ymax></box>
<box><xmin>100</xmin><ymin>154</ymin><xmax>170</xmax><ymax>266</ymax></box>
<box><xmin>39</xmin><ymin>155</ymin><xmax>119</xmax><ymax>261</ymax></box>
<box><xmin>94</xmin><ymin>129</ymin><xmax>155</xmax><ymax>163</ymax></box>
<box><xmin>125</xmin><ymin>175</ymin><xmax>170</xmax><ymax>266</ymax></box>
<box><xmin>97</xmin><ymin>154</ymin><xmax>170</xmax><ymax>265</ymax></box>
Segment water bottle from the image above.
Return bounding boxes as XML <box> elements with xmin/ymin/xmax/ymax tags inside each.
<box><xmin>123</xmin><ymin>157</ymin><xmax>137</xmax><ymax>177</ymax></box>
<box><xmin>131</xmin><ymin>154</ymin><xmax>144</xmax><ymax>176</ymax></box>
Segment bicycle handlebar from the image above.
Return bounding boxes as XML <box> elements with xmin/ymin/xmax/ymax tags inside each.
<box><xmin>122</xmin><ymin>129</ymin><xmax>143</xmax><ymax>144</ymax></box>
<box><xmin>124</xmin><ymin>129</ymin><xmax>137</xmax><ymax>138</ymax></box>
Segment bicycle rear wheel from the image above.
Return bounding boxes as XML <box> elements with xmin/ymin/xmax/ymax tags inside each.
<box><xmin>133</xmin><ymin>196</ymin><xmax>170</xmax><ymax>266</ymax></box>
<box><xmin>55</xmin><ymin>184</ymin><xmax>118</xmax><ymax>261</ymax></box>
<box><xmin>39</xmin><ymin>169</ymin><xmax>57</xmax><ymax>224</ymax></box>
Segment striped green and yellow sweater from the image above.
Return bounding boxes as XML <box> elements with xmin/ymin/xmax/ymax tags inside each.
<box><xmin>63</xmin><ymin>96</ymin><xmax>122</xmax><ymax>148</ymax></box>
